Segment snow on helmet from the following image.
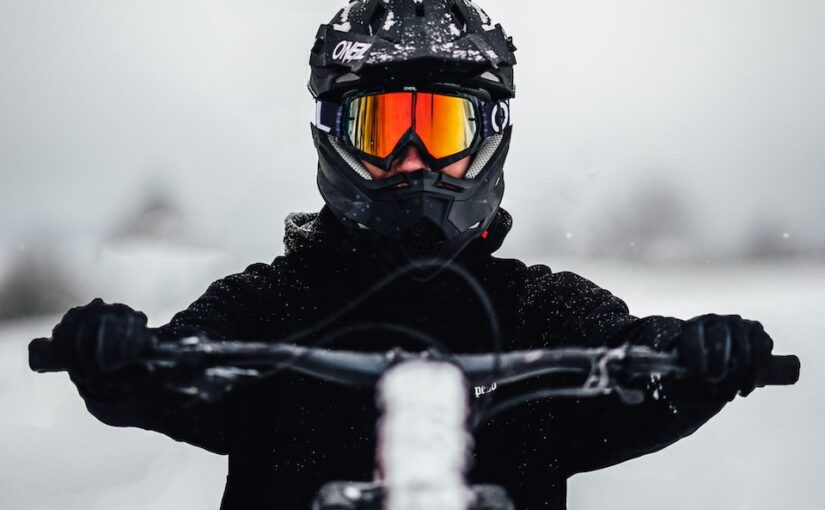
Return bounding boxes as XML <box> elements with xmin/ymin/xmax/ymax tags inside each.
<box><xmin>309</xmin><ymin>0</ymin><xmax>517</xmax><ymax>272</ymax></box>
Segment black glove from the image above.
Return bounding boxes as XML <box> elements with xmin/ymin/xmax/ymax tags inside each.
<box><xmin>51</xmin><ymin>298</ymin><xmax>155</xmax><ymax>397</ymax></box>
<box><xmin>677</xmin><ymin>314</ymin><xmax>774</xmax><ymax>401</ymax></box>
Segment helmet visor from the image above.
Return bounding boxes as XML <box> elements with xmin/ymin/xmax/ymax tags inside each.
<box><xmin>346</xmin><ymin>91</ymin><xmax>479</xmax><ymax>161</ymax></box>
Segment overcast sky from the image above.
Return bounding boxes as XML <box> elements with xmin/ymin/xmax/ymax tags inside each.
<box><xmin>2</xmin><ymin>0</ymin><xmax>824</xmax><ymax>261</ymax></box>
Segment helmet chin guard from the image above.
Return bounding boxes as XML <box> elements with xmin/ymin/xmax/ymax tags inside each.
<box><xmin>313</xmin><ymin>124</ymin><xmax>511</xmax><ymax>274</ymax></box>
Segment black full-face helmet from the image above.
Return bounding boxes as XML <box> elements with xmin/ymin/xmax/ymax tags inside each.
<box><xmin>309</xmin><ymin>0</ymin><xmax>517</xmax><ymax>271</ymax></box>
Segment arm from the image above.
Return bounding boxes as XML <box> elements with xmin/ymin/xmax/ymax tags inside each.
<box><xmin>69</xmin><ymin>260</ymin><xmax>287</xmax><ymax>454</ymax></box>
<box><xmin>521</xmin><ymin>267</ymin><xmax>731</xmax><ymax>475</ymax></box>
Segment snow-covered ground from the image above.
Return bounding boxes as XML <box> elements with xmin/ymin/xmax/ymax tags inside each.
<box><xmin>1</xmin><ymin>261</ymin><xmax>822</xmax><ymax>509</ymax></box>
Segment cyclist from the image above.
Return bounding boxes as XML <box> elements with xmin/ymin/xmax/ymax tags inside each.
<box><xmin>50</xmin><ymin>1</ymin><xmax>777</xmax><ymax>509</ymax></box>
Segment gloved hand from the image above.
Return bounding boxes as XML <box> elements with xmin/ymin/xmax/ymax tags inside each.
<box><xmin>676</xmin><ymin>314</ymin><xmax>774</xmax><ymax>401</ymax></box>
<box><xmin>51</xmin><ymin>298</ymin><xmax>156</xmax><ymax>397</ymax></box>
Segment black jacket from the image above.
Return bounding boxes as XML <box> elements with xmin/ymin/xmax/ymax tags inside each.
<box><xmin>81</xmin><ymin>207</ymin><xmax>728</xmax><ymax>509</ymax></box>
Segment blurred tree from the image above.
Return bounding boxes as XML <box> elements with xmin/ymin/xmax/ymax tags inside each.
<box><xmin>0</xmin><ymin>245</ymin><xmax>78</xmax><ymax>320</ymax></box>
<box><xmin>744</xmin><ymin>216</ymin><xmax>801</xmax><ymax>261</ymax></box>
<box><xmin>108</xmin><ymin>185</ymin><xmax>185</xmax><ymax>245</ymax></box>
<box><xmin>592</xmin><ymin>177</ymin><xmax>695</xmax><ymax>261</ymax></box>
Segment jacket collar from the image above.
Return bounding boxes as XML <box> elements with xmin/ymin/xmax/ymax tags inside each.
<box><xmin>284</xmin><ymin>206</ymin><xmax>512</xmax><ymax>261</ymax></box>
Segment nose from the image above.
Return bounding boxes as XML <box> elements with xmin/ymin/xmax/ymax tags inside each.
<box><xmin>392</xmin><ymin>144</ymin><xmax>430</xmax><ymax>174</ymax></box>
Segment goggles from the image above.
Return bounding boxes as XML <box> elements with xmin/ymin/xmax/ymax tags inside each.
<box><xmin>315</xmin><ymin>88</ymin><xmax>511</xmax><ymax>171</ymax></box>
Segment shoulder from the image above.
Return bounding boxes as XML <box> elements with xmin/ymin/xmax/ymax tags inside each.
<box><xmin>477</xmin><ymin>257</ymin><xmax>617</xmax><ymax>300</ymax></box>
<box><xmin>475</xmin><ymin>258</ymin><xmax>595</xmax><ymax>295</ymax></box>
<box><xmin>504</xmin><ymin>264</ymin><xmax>636</xmax><ymax>347</ymax></box>
<box><xmin>518</xmin><ymin>264</ymin><xmax>593</xmax><ymax>301</ymax></box>
<box><xmin>481</xmin><ymin>256</ymin><xmax>529</xmax><ymax>279</ymax></box>
<box><xmin>216</xmin><ymin>259</ymin><xmax>279</xmax><ymax>283</ymax></box>
<box><xmin>518</xmin><ymin>264</ymin><xmax>631</xmax><ymax>327</ymax></box>
<box><xmin>205</xmin><ymin>257</ymin><xmax>297</xmax><ymax>296</ymax></box>
<box><xmin>471</xmin><ymin>256</ymin><xmax>532</xmax><ymax>297</ymax></box>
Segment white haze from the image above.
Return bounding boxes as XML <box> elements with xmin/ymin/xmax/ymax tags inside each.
<box><xmin>1</xmin><ymin>1</ymin><xmax>823</xmax><ymax>509</ymax></box>
<box><xmin>1</xmin><ymin>0</ymin><xmax>824</xmax><ymax>260</ymax></box>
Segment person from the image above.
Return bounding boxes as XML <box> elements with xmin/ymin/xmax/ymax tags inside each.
<box><xmin>48</xmin><ymin>1</ymin><xmax>777</xmax><ymax>509</ymax></box>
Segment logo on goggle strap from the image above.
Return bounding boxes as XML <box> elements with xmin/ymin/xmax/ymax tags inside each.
<box><xmin>491</xmin><ymin>101</ymin><xmax>511</xmax><ymax>134</ymax></box>
<box><xmin>332</xmin><ymin>41</ymin><xmax>373</xmax><ymax>64</ymax></box>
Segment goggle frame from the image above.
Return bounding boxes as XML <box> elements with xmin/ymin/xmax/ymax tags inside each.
<box><xmin>315</xmin><ymin>85</ymin><xmax>511</xmax><ymax>172</ymax></box>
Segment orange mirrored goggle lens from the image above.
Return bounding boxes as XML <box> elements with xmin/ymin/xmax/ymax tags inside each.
<box><xmin>347</xmin><ymin>92</ymin><xmax>414</xmax><ymax>159</ymax></box>
<box><xmin>414</xmin><ymin>93</ymin><xmax>478</xmax><ymax>159</ymax></box>
<box><xmin>346</xmin><ymin>92</ymin><xmax>478</xmax><ymax>160</ymax></box>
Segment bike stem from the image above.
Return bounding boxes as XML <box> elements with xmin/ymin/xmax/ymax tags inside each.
<box><xmin>378</xmin><ymin>360</ymin><xmax>473</xmax><ymax>510</ymax></box>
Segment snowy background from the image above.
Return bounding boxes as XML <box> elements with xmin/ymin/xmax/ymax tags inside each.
<box><xmin>1</xmin><ymin>0</ymin><xmax>823</xmax><ymax>508</ymax></box>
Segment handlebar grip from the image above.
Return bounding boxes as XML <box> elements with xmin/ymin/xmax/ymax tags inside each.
<box><xmin>29</xmin><ymin>338</ymin><xmax>68</xmax><ymax>373</ymax></box>
<box><xmin>758</xmin><ymin>355</ymin><xmax>800</xmax><ymax>387</ymax></box>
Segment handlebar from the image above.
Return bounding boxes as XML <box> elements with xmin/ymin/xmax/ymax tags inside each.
<box><xmin>29</xmin><ymin>338</ymin><xmax>64</xmax><ymax>374</ymax></box>
<box><xmin>28</xmin><ymin>336</ymin><xmax>801</xmax><ymax>389</ymax></box>
<box><xmin>759</xmin><ymin>355</ymin><xmax>801</xmax><ymax>386</ymax></box>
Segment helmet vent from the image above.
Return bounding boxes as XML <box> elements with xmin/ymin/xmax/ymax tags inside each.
<box><xmin>311</xmin><ymin>37</ymin><xmax>324</xmax><ymax>54</ymax></box>
<box><xmin>436</xmin><ymin>181</ymin><xmax>464</xmax><ymax>192</ymax></box>
<box><xmin>450</xmin><ymin>3</ymin><xmax>468</xmax><ymax>32</ymax></box>
<box><xmin>480</xmin><ymin>71</ymin><xmax>501</xmax><ymax>83</ymax></box>
<box><xmin>367</xmin><ymin>3</ymin><xmax>387</xmax><ymax>36</ymax></box>
<box><xmin>414</xmin><ymin>0</ymin><xmax>425</xmax><ymax>16</ymax></box>
<box><xmin>400</xmin><ymin>218</ymin><xmax>447</xmax><ymax>260</ymax></box>
<box><xmin>335</xmin><ymin>72</ymin><xmax>361</xmax><ymax>84</ymax></box>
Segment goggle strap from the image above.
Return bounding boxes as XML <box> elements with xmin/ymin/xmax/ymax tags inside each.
<box><xmin>481</xmin><ymin>99</ymin><xmax>512</xmax><ymax>138</ymax></box>
<box><xmin>316</xmin><ymin>95</ymin><xmax>511</xmax><ymax>146</ymax></box>
<box><xmin>315</xmin><ymin>99</ymin><xmax>343</xmax><ymax>137</ymax></box>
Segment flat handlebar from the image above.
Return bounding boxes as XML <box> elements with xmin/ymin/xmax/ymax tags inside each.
<box><xmin>28</xmin><ymin>336</ymin><xmax>801</xmax><ymax>388</ymax></box>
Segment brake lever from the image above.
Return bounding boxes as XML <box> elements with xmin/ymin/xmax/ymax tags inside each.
<box><xmin>584</xmin><ymin>345</ymin><xmax>646</xmax><ymax>405</ymax></box>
